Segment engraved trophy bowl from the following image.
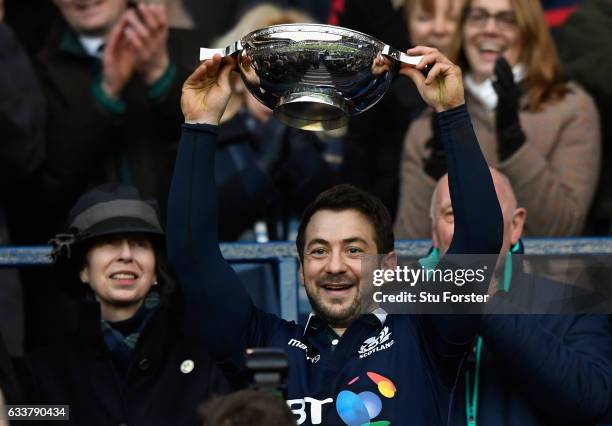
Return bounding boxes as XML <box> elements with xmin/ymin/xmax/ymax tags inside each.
<box><xmin>200</xmin><ymin>24</ymin><xmax>422</xmax><ymax>131</ymax></box>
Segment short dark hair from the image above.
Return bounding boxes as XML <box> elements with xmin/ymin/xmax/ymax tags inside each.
<box><xmin>199</xmin><ymin>390</ymin><xmax>296</xmax><ymax>426</ymax></box>
<box><xmin>296</xmin><ymin>184</ymin><xmax>395</xmax><ymax>262</ymax></box>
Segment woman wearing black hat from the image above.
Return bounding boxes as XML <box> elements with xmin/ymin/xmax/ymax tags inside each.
<box><xmin>19</xmin><ymin>184</ymin><xmax>230</xmax><ymax>426</ymax></box>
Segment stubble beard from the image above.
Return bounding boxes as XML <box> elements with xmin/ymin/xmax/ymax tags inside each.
<box><xmin>306</xmin><ymin>276</ymin><xmax>362</xmax><ymax>328</ymax></box>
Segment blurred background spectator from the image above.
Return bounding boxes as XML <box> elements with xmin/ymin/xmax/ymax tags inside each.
<box><xmin>212</xmin><ymin>4</ymin><xmax>340</xmax><ymax>242</ymax></box>
<box><xmin>199</xmin><ymin>390</ymin><xmax>296</xmax><ymax>426</ymax></box>
<box><xmin>3</xmin><ymin>0</ymin><xmax>194</xmax><ymax>54</ymax></box>
<box><xmin>0</xmin><ymin>5</ymin><xmax>45</xmax><ymax>357</ymax></box>
<box><xmin>6</xmin><ymin>0</ymin><xmax>204</xmax><ymax>350</ymax></box>
<box><xmin>395</xmin><ymin>0</ymin><xmax>600</xmax><ymax>239</ymax></box>
<box><xmin>340</xmin><ymin>0</ymin><xmax>458</xmax><ymax>220</ymax></box>
<box><xmin>554</xmin><ymin>0</ymin><xmax>612</xmax><ymax>236</ymax></box>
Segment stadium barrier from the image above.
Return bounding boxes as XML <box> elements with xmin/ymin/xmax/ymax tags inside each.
<box><xmin>1</xmin><ymin>238</ymin><xmax>612</xmax><ymax>321</ymax></box>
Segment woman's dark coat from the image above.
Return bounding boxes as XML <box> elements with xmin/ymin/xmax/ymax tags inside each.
<box><xmin>21</xmin><ymin>298</ymin><xmax>231</xmax><ymax>426</ymax></box>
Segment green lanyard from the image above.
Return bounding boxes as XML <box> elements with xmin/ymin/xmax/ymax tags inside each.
<box><xmin>465</xmin><ymin>337</ymin><xmax>483</xmax><ymax>426</ymax></box>
<box><xmin>464</xmin><ymin>242</ymin><xmax>519</xmax><ymax>426</ymax></box>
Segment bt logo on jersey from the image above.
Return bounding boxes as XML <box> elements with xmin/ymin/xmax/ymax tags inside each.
<box><xmin>287</xmin><ymin>397</ymin><xmax>333</xmax><ymax>425</ymax></box>
<box><xmin>287</xmin><ymin>372</ymin><xmax>397</xmax><ymax>425</ymax></box>
<box><xmin>336</xmin><ymin>372</ymin><xmax>397</xmax><ymax>426</ymax></box>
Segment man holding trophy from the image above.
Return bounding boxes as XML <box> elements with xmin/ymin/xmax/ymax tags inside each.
<box><xmin>167</xmin><ymin>42</ymin><xmax>504</xmax><ymax>425</ymax></box>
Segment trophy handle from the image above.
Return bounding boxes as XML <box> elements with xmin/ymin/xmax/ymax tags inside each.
<box><xmin>199</xmin><ymin>41</ymin><xmax>243</xmax><ymax>61</ymax></box>
<box><xmin>381</xmin><ymin>45</ymin><xmax>422</xmax><ymax>66</ymax></box>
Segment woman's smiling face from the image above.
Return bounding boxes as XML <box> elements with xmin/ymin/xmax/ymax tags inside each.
<box><xmin>80</xmin><ymin>235</ymin><xmax>156</xmax><ymax>310</ymax></box>
<box><xmin>408</xmin><ymin>0</ymin><xmax>462</xmax><ymax>55</ymax></box>
<box><xmin>462</xmin><ymin>0</ymin><xmax>521</xmax><ymax>82</ymax></box>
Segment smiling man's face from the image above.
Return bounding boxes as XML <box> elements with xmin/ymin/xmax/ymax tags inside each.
<box><xmin>54</xmin><ymin>0</ymin><xmax>127</xmax><ymax>37</ymax></box>
<box><xmin>300</xmin><ymin>209</ymin><xmax>379</xmax><ymax>328</ymax></box>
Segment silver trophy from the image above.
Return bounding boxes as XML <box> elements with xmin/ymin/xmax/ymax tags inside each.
<box><xmin>200</xmin><ymin>24</ymin><xmax>422</xmax><ymax>131</ymax></box>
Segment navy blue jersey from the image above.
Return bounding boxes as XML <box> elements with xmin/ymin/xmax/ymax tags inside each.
<box><xmin>167</xmin><ymin>105</ymin><xmax>503</xmax><ymax>425</ymax></box>
<box><xmin>242</xmin><ymin>310</ymin><xmax>473</xmax><ymax>425</ymax></box>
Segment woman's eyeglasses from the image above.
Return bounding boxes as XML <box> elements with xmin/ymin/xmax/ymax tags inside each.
<box><xmin>465</xmin><ymin>7</ymin><xmax>518</xmax><ymax>31</ymax></box>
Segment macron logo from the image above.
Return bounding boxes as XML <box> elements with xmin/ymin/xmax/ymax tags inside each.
<box><xmin>288</xmin><ymin>338</ymin><xmax>308</xmax><ymax>350</ymax></box>
<box><xmin>288</xmin><ymin>339</ymin><xmax>320</xmax><ymax>364</ymax></box>
<box><xmin>358</xmin><ymin>326</ymin><xmax>394</xmax><ymax>359</ymax></box>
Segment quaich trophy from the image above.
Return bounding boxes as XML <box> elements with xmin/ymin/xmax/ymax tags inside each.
<box><xmin>200</xmin><ymin>24</ymin><xmax>422</xmax><ymax>131</ymax></box>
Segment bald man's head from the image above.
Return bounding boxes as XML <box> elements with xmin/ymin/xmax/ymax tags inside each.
<box><xmin>430</xmin><ymin>168</ymin><xmax>526</xmax><ymax>256</ymax></box>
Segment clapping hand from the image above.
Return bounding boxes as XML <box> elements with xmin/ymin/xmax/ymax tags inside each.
<box><xmin>492</xmin><ymin>56</ymin><xmax>526</xmax><ymax>161</ymax></box>
<box><xmin>101</xmin><ymin>14</ymin><xmax>137</xmax><ymax>100</ymax></box>
<box><xmin>492</xmin><ymin>56</ymin><xmax>521</xmax><ymax>132</ymax></box>
<box><xmin>122</xmin><ymin>3</ymin><xmax>170</xmax><ymax>84</ymax></box>
<box><xmin>100</xmin><ymin>3</ymin><xmax>171</xmax><ymax>99</ymax></box>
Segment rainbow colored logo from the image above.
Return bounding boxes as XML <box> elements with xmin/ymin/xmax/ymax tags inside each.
<box><xmin>335</xmin><ymin>372</ymin><xmax>397</xmax><ymax>426</ymax></box>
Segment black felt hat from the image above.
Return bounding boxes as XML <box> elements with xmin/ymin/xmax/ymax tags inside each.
<box><xmin>50</xmin><ymin>184</ymin><xmax>164</xmax><ymax>261</ymax></box>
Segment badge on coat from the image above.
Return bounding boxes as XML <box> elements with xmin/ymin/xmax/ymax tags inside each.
<box><xmin>180</xmin><ymin>359</ymin><xmax>195</xmax><ymax>374</ymax></box>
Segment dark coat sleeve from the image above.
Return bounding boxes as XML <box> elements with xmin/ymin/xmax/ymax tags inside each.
<box><xmin>419</xmin><ymin>105</ymin><xmax>503</xmax><ymax>384</ymax></box>
<box><xmin>31</xmin><ymin>63</ymin><xmax>124</xmax><ymax>208</ymax></box>
<box><xmin>0</xmin><ymin>23</ymin><xmax>45</xmax><ymax>197</ymax></box>
<box><xmin>480</xmin><ymin>298</ymin><xmax>612</xmax><ymax>424</ymax></box>
<box><xmin>166</xmin><ymin>124</ymin><xmax>274</xmax><ymax>372</ymax></box>
<box><xmin>0</xmin><ymin>335</ymin><xmax>21</xmax><ymax>404</ymax></box>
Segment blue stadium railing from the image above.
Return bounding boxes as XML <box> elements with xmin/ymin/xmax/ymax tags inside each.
<box><xmin>2</xmin><ymin>238</ymin><xmax>612</xmax><ymax>322</ymax></box>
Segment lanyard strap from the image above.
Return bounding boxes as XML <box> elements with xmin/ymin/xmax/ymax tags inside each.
<box><xmin>464</xmin><ymin>242</ymin><xmax>518</xmax><ymax>426</ymax></box>
<box><xmin>465</xmin><ymin>336</ymin><xmax>483</xmax><ymax>426</ymax></box>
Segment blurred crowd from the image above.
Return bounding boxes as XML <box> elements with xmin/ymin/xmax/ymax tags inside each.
<box><xmin>0</xmin><ymin>0</ymin><xmax>611</xmax><ymax>424</ymax></box>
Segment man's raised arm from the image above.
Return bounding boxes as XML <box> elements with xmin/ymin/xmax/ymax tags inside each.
<box><xmin>166</xmin><ymin>56</ymin><xmax>255</xmax><ymax>362</ymax></box>
<box><xmin>399</xmin><ymin>48</ymin><xmax>503</xmax><ymax>351</ymax></box>
<box><xmin>399</xmin><ymin>47</ymin><xmax>503</xmax><ymax>257</ymax></box>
